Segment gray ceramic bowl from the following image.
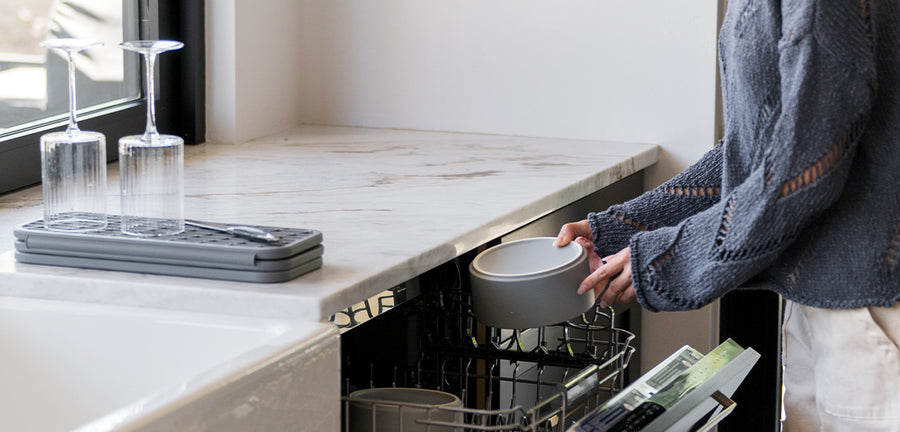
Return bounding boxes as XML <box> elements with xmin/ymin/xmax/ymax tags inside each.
<box><xmin>348</xmin><ymin>387</ymin><xmax>463</xmax><ymax>432</ymax></box>
<box><xmin>469</xmin><ymin>237</ymin><xmax>595</xmax><ymax>329</ymax></box>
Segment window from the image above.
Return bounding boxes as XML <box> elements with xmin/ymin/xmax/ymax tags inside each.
<box><xmin>0</xmin><ymin>0</ymin><xmax>204</xmax><ymax>195</ymax></box>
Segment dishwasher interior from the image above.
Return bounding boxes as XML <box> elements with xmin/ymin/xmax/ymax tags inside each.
<box><xmin>335</xmin><ymin>250</ymin><xmax>638</xmax><ymax>432</ymax></box>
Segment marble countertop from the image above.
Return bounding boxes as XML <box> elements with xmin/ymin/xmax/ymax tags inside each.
<box><xmin>0</xmin><ymin>125</ymin><xmax>657</xmax><ymax>321</ymax></box>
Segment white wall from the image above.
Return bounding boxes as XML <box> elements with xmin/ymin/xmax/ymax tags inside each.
<box><xmin>291</xmin><ymin>1</ymin><xmax>720</xmax><ymax>188</ymax></box>
<box><xmin>205</xmin><ymin>0</ymin><xmax>723</xmax><ymax>373</ymax></box>
<box><xmin>206</xmin><ymin>0</ymin><xmax>306</xmax><ymax>143</ymax></box>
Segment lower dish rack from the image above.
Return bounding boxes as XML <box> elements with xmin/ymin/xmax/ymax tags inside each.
<box><xmin>339</xmin><ymin>281</ymin><xmax>636</xmax><ymax>432</ymax></box>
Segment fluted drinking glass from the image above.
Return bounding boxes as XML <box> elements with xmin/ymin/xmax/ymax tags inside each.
<box><xmin>118</xmin><ymin>40</ymin><xmax>184</xmax><ymax>237</ymax></box>
<box><xmin>40</xmin><ymin>38</ymin><xmax>107</xmax><ymax>232</ymax></box>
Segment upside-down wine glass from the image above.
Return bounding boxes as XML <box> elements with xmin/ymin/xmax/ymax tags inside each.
<box><xmin>39</xmin><ymin>38</ymin><xmax>108</xmax><ymax>232</ymax></box>
<box><xmin>118</xmin><ymin>40</ymin><xmax>184</xmax><ymax>237</ymax></box>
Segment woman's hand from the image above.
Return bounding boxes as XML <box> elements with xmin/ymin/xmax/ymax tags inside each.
<box><xmin>554</xmin><ymin>219</ymin><xmax>593</xmax><ymax>248</ymax></box>
<box><xmin>580</xmin><ymin>247</ymin><xmax>635</xmax><ymax>308</ymax></box>
<box><xmin>556</xmin><ymin>221</ymin><xmax>635</xmax><ymax>307</ymax></box>
<box><xmin>555</xmin><ymin>220</ymin><xmax>604</xmax><ymax>271</ymax></box>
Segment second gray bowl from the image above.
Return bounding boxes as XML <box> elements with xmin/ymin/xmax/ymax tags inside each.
<box><xmin>347</xmin><ymin>387</ymin><xmax>463</xmax><ymax>432</ymax></box>
<box><xmin>469</xmin><ymin>237</ymin><xmax>595</xmax><ymax>329</ymax></box>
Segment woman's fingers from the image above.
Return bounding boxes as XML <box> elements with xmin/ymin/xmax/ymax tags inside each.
<box><xmin>617</xmin><ymin>286</ymin><xmax>636</xmax><ymax>304</ymax></box>
<box><xmin>578</xmin><ymin>265</ymin><xmax>612</xmax><ymax>295</ymax></box>
<box><xmin>578</xmin><ymin>248</ymin><xmax>623</xmax><ymax>295</ymax></box>
<box><xmin>571</xmin><ymin>236</ymin><xmax>604</xmax><ymax>272</ymax></box>
<box><xmin>602</xmin><ymin>252</ymin><xmax>633</xmax><ymax>307</ymax></box>
<box><xmin>554</xmin><ymin>220</ymin><xmax>591</xmax><ymax>247</ymax></box>
<box><xmin>573</xmin><ymin>236</ymin><xmax>593</xmax><ymax>250</ymax></box>
<box><xmin>588</xmin><ymin>247</ymin><xmax>634</xmax><ymax>308</ymax></box>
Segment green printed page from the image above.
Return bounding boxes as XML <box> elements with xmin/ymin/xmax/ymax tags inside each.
<box><xmin>645</xmin><ymin>338</ymin><xmax>745</xmax><ymax>409</ymax></box>
<box><xmin>566</xmin><ymin>345</ymin><xmax>704</xmax><ymax>432</ymax></box>
<box><xmin>599</xmin><ymin>339</ymin><xmax>748</xmax><ymax>432</ymax></box>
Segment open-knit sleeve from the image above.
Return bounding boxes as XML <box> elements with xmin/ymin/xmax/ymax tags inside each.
<box><xmin>586</xmin><ymin>142</ymin><xmax>724</xmax><ymax>259</ymax></box>
<box><xmin>628</xmin><ymin>1</ymin><xmax>876</xmax><ymax>312</ymax></box>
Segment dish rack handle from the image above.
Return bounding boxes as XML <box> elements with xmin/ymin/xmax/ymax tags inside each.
<box><xmin>693</xmin><ymin>391</ymin><xmax>736</xmax><ymax>432</ymax></box>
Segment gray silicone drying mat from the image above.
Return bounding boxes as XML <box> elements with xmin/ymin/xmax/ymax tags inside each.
<box><xmin>15</xmin><ymin>241</ymin><xmax>323</xmax><ymax>272</ymax></box>
<box><xmin>13</xmin><ymin>216</ymin><xmax>324</xmax><ymax>282</ymax></box>
<box><xmin>15</xmin><ymin>251</ymin><xmax>323</xmax><ymax>283</ymax></box>
<box><xmin>14</xmin><ymin>216</ymin><xmax>323</xmax><ymax>269</ymax></box>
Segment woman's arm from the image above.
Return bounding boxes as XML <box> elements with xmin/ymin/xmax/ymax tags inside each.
<box><xmin>587</xmin><ymin>142</ymin><xmax>724</xmax><ymax>259</ymax></box>
<box><xmin>629</xmin><ymin>1</ymin><xmax>877</xmax><ymax>312</ymax></box>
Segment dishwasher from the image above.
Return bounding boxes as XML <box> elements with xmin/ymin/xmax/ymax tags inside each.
<box><xmin>331</xmin><ymin>177</ymin><xmax>755</xmax><ymax>432</ymax></box>
<box><xmin>334</xmin><ymin>249</ymin><xmax>637</xmax><ymax>432</ymax></box>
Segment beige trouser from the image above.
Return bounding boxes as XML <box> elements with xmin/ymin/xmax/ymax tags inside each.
<box><xmin>781</xmin><ymin>300</ymin><xmax>900</xmax><ymax>431</ymax></box>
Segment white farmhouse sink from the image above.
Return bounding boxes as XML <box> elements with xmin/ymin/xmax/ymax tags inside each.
<box><xmin>0</xmin><ymin>296</ymin><xmax>339</xmax><ymax>432</ymax></box>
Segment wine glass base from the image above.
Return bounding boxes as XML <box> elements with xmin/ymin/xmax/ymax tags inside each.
<box><xmin>121</xmin><ymin>216</ymin><xmax>184</xmax><ymax>237</ymax></box>
<box><xmin>44</xmin><ymin>213</ymin><xmax>108</xmax><ymax>232</ymax></box>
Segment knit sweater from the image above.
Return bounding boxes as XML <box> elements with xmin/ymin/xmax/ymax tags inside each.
<box><xmin>588</xmin><ymin>0</ymin><xmax>900</xmax><ymax>312</ymax></box>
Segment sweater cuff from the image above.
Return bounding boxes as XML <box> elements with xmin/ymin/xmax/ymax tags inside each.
<box><xmin>587</xmin><ymin>211</ymin><xmax>639</xmax><ymax>258</ymax></box>
<box><xmin>627</xmin><ymin>224</ymin><xmax>703</xmax><ymax>313</ymax></box>
<box><xmin>628</xmin><ymin>229</ymin><xmax>669</xmax><ymax>312</ymax></box>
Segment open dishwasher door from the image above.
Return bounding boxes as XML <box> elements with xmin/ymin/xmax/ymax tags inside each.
<box><xmin>569</xmin><ymin>339</ymin><xmax>760</xmax><ymax>432</ymax></box>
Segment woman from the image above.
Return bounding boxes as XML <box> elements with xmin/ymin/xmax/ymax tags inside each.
<box><xmin>555</xmin><ymin>1</ymin><xmax>900</xmax><ymax>430</ymax></box>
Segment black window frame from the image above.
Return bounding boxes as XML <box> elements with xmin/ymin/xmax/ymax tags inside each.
<box><xmin>0</xmin><ymin>1</ymin><xmax>205</xmax><ymax>195</ymax></box>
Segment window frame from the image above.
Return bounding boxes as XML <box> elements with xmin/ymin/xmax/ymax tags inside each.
<box><xmin>0</xmin><ymin>1</ymin><xmax>205</xmax><ymax>195</ymax></box>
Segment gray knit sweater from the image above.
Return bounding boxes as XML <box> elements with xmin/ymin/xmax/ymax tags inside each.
<box><xmin>588</xmin><ymin>0</ymin><xmax>900</xmax><ymax>312</ymax></box>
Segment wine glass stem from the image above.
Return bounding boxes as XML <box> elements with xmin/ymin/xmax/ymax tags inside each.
<box><xmin>143</xmin><ymin>52</ymin><xmax>159</xmax><ymax>140</ymax></box>
<box><xmin>65</xmin><ymin>51</ymin><xmax>80</xmax><ymax>136</ymax></box>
